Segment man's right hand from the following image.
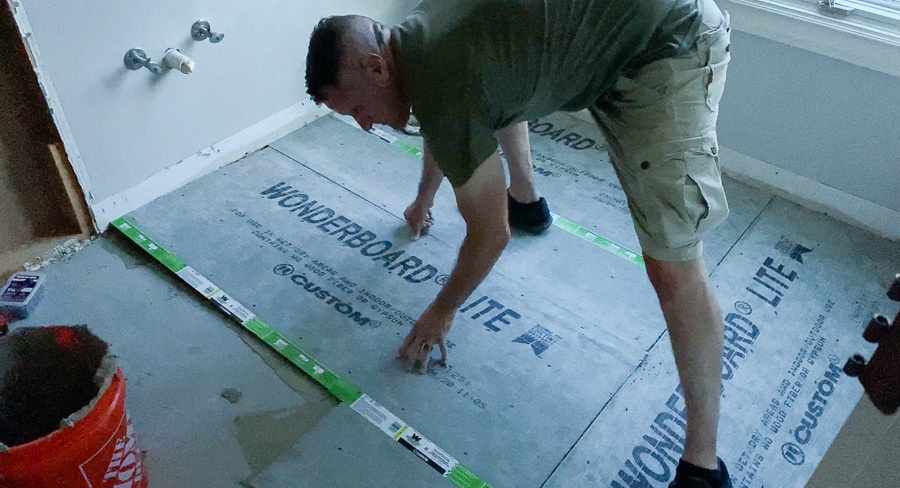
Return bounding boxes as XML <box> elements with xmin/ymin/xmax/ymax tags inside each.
<box><xmin>396</xmin><ymin>303</ymin><xmax>453</xmax><ymax>374</ymax></box>
<box><xmin>404</xmin><ymin>201</ymin><xmax>434</xmax><ymax>239</ymax></box>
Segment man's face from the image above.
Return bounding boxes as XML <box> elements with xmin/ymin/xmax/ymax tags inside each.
<box><xmin>322</xmin><ymin>53</ymin><xmax>409</xmax><ymax>131</ymax></box>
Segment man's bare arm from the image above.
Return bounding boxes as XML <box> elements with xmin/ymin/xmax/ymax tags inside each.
<box><xmin>404</xmin><ymin>139</ymin><xmax>443</xmax><ymax>238</ymax></box>
<box><xmin>397</xmin><ymin>150</ymin><xmax>510</xmax><ymax>372</ymax></box>
<box><xmin>431</xmin><ymin>150</ymin><xmax>510</xmax><ymax>311</ymax></box>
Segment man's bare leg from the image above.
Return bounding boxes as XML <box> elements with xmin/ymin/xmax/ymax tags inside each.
<box><xmin>495</xmin><ymin>121</ymin><xmax>539</xmax><ymax>204</ymax></box>
<box><xmin>645</xmin><ymin>254</ymin><xmax>723</xmax><ymax>470</ymax></box>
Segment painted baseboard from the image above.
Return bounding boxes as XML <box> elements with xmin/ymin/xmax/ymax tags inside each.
<box><xmin>92</xmin><ymin>102</ymin><xmax>330</xmax><ymax>230</ymax></box>
<box><xmin>94</xmin><ymin>106</ymin><xmax>898</xmax><ymax>242</ymax></box>
<box><xmin>720</xmin><ymin>146</ymin><xmax>900</xmax><ymax>242</ymax></box>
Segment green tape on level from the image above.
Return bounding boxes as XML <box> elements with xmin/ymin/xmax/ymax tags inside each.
<box><xmin>244</xmin><ymin>317</ymin><xmax>274</xmax><ymax>336</ymax></box>
<box><xmin>448</xmin><ymin>465</ymin><xmax>493</xmax><ymax>488</ymax></box>
<box><xmin>260</xmin><ymin>328</ymin><xmax>363</xmax><ymax>404</ymax></box>
<box><xmin>110</xmin><ymin>215</ymin><xmax>490</xmax><ymax>487</ymax></box>
<box><xmin>392</xmin><ymin>139</ymin><xmax>424</xmax><ymax>159</ymax></box>
<box><xmin>552</xmin><ymin>215</ymin><xmax>645</xmax><ymax>267</ymax></box>
<box><xmin>113</xmin><ymin>216</ymin><xmax>186</xmax><ymax>273</ymax></box>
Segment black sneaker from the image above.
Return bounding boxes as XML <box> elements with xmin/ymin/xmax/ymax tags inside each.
<box><xmin>507</xmin><ymin>192</ymin><xmax>552</xmax><ymax>234</ymax></box>
<box><xmin>669</xmin><ymin>458</ymin><xmax>732</xmax><ymax>488</ymax></box>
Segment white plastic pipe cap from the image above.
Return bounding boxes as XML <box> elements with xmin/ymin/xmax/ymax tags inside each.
<box><xmin>163</xmin><ymin>48</ymin><xmax>196</xmax><ymax>74</ymax></box>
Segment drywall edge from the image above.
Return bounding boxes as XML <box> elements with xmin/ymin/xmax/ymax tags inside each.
<box><xmin>91</xmin><ymin>101</ymin><xmax>330</xmax><ymax>230</ymax></box>
<box><xmin>8</xmin><ymin>1</ymin><xmax>96</xmax><ymax>230</ymax></box>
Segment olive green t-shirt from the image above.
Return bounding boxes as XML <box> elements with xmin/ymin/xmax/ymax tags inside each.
<box><xmin>393</xmin><ymin>0</ymin><xmax>701</xmax><ymax>187</ymax></box>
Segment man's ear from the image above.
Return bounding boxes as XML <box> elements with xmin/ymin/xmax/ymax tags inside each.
<box><xmin>363</xmin><ymin>53</ymin><xmax>389</xmax><ymax>83</ymax></box>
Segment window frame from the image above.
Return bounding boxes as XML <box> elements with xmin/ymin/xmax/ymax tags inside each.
<box><xmin>719</xmin><ymin>0</ymin><xmax>900</xmax><ymax>78</ymax></box>
<box><xmin>841</xmin><ymin>0</ymin><xmax>900</xmax><ymax>21</ymax></box>
<box><xmin>861</xmin><ymin>0</ymin><xmax>899</xmax><ymax>9</ymax></box>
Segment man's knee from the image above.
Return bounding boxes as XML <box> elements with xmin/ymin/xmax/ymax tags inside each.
<box><xmin>644</xmin><ymin>254</ymin><xmax>707</xmax><ymax>303</ymax></box>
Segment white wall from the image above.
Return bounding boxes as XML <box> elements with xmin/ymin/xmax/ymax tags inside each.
<box><xmin>718</xmin><ymin>30</ymin><xmax>900</xmax><ymax>214</ymax></box>
<box><xmin>11</xmin><ymin>0</ymin><xmax>418</xmax><ymax>228</ymax></box>
<box><xmin>11</xmin><ymin>0</ymin><xmax>899</xmax><ymax>237</ymax></box>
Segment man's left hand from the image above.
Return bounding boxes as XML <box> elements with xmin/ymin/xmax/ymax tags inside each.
<box><xmin>404</xmin><ymin>201</ymin><xmax>434</xmax><ymax>240</ymax></box>
<box><xmin>397</xmin><ymin>305</ymin><xmax>452</xmax><ymax>374</ymax></box>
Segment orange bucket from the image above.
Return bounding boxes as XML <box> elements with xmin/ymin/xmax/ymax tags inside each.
<box><xmin>0</xmin><ymin>326</ymin><xmax>148</xmax><ymax>487</ymax></box>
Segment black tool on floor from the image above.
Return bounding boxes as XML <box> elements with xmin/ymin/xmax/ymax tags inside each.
<box><xmin>844</xmin><ymin>273</ymin><xmax>900</xmax><ymax>414</ymax></box>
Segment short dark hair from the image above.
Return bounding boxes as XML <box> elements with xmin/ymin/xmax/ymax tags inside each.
<box><xmin>306</xmin><ymin>17</ymin><xmax>343</xmax><ymax>104</ymax></box>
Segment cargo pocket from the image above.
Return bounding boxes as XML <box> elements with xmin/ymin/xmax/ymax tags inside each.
<box><xmin>698</xmin><ymin>11</ymin><xmax>731</xmax><ymax>111</ymax></box>
<box><xmin>608</xmin><ymin>74</ymin><xmax>665</xmax><ymax>109</ymax></box>
<box><xmin>628</xmin><ymin>152</ymin><xmax>697</xmax><ymax>250</ymax></box>
<box><xmin>683</xmin><ymin>148</ymin><xmax>729</xmax><ymax>236</ymax></box>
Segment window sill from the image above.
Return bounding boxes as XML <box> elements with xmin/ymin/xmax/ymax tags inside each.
<box><xmin>719</xmin><ymin>0</ymin><xmax>900</xmax><ymax>78</ymax></box>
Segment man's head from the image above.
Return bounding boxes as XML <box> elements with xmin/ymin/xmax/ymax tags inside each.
<box><xmin>305</xmin><ymin>15</ymin><xmax>410</xmax><ymax>131</ymax></box>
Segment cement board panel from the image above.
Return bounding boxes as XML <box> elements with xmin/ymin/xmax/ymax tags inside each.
<box><xmin>545</xmin><ymin>197</ymin><xmax>900</xmax><ymax>487</ymax></box>
<box><xmin>126</xmin><ymin>148</ymin><xmax>647</xmax><ymax>487</ymax></box>
<box><xmin>269</xmin><ymin>113</ymin><xmax>772</xmax><ymax>353</ymax></box>
<box><xmin>274</xmin><ymin>113</ymin><xmax>669</xmax><ymax>359</ymax></box>
<box><xmin>270</xmin><ymin>112</ymin><xmax>772</xmax><ymax>270</ymax></box>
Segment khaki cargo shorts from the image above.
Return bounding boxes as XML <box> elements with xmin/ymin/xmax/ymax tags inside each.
<box><xmin>589</xmin><ymin>0</ymin><xmax>731</xmax><ymax>262</ymax></box>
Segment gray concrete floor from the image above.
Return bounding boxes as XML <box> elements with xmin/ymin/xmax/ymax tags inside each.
<box><xmin>9</xmin><ymin>112</ymin><xmax>899</xmax><ymax>487</ymax></box>
<box><xmin>12</xmin><ymin>231</ymin><xmax>338</xmax><ymax>486</ymax></box>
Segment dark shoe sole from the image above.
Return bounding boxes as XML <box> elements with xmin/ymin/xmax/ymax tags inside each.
<box><xmin>512</xmin><ymin>218</ymin><xmax>553</xmax><ymax>235</ymax></box>
<box><xmin>668</xmin><ymin>458</ymin><xmax>733</xmax><ymax>488</ymax></box>
<box><xmin>508</xmin><ymin>194</ymin><xmax>552</xmax><ymax>235</ymax></box>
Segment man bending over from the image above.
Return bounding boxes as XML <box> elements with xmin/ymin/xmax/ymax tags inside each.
<box><xmin>306</xmin><ymin>1</ymin><xmax>733</xmax><ymax>486</ymax></box>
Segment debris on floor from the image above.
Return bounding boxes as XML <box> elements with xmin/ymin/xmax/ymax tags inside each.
<box><xmin>23</xmin><ymin>237</ymin><xmax>96</xmax><ymax>272</ymax></box>
<box><xmin>221</xmin><ymin>388</ymin><xmax>244</xmax><ymax>404</ymax></box>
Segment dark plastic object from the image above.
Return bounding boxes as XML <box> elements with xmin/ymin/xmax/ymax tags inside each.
<box><xmin>863</xmin><ymin>315</ymin><xmax>891</xmax><ymax>343</ymax></box>
<box><xmin>888</xmin><ymin>274</ymin><xmax>900</xmax><ymax>301</ymax></box>
<box><xmin>846</xmin><ymin>273</ymin><xmax>900</xmax><ymax>414</ymax></box>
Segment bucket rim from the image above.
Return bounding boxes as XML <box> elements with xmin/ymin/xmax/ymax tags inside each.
<box><xmin>0</xmin><ymin>326</ymin><xmax>119</xmax><ymax>452</ymax></box>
